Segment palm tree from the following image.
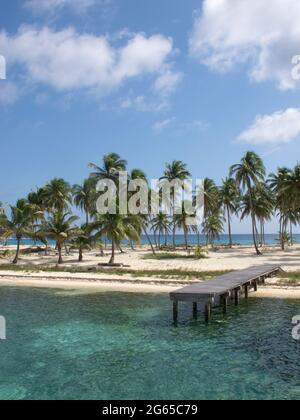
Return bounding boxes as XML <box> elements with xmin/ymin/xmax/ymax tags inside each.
<box><xmin>174</xmin><ymin>206</ymin><xmax>194</xmax><ymax>250</ymax></box>
<box><xmin>89</xmin><ymin>153</ymin><xmax>127</xmax><ymax>182</ymax></box>
<box><xmin>230</xmin><ymin>152</ymin><xmax>266</xmax><ymax>255</ymax></box>
<box><xmin>0</xmin><ymin>199</ymin><xmax>38</xmax><ymax>264</ymax></box>
<box><xmin>219</xmin><ymin>178</ymin><xmax>240</xmax><ymax>248</ymax></box>
<box><xmin>202</xmin><ymin>213</ymin><xmax>224</xmax><ymax>248</ymax></box>
<box><xmin>73</xmin><ymin>179</ymin><xmax>96</xmax><ymax>225</ymax></box>
<box><xmin>69</xmin><ymin>224</ymin><xmax>95</xmax><ymax>262</ymax></box>
<box><xmin>41</xmin><ymin>178</ymin><xmax>72</xmax><ymax>213</ymax></box>
<box><xmin>151</xmin><ymin>213</ymin><xmax>171</xmax><ymax>248</ymax></box>
<box><xmin>89</xmin><ymin>214</ymin><xmax>140</xmax><ymax>264</ymax></box>
<box><xmin>268</xmin><ymin>167</ymin><xmax>293</xmax><ymax>250</ymax></box>
<box><xmin>39</xmin><ymin>212</ymin><xmax>79</xmax><ymax>264</ymax></box>
<box><xmin>160</xmin><ymin>161</ymin><xmax>191</xmax><ymax>248</ymax></box>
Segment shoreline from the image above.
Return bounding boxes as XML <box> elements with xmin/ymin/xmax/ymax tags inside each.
<box><xmin>1</xmin><ymin>274</ymin><xmax>300</xmax><ymax>298</ymax></box>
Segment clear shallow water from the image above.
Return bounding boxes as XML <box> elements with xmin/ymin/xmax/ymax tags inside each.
<box><xmin>0</xmin><ymin>287</ymin><xmax>299</xmax><ymax>400</ymax></box>
<box><xmin>1</xmin><ymin>234</ymin><xmax>300</xmax><ymax>247</ymax></box>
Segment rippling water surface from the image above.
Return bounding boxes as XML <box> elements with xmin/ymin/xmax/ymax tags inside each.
<box><xmin>0</xmin><ymin>287</ymin><xmax>299</xmax><ymax>400</ymax></box>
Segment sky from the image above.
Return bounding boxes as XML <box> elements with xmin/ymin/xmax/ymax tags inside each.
<box><xmin>1</xmin><ymin>0</ymin><xmax>300</xmax><ymax>233</ymax></box>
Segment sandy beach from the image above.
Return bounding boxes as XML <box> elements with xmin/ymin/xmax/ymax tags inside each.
<box><xmin>0</xmin><ymin>244</ymin><xmax>300</xmax><ymax>297</ymax></box>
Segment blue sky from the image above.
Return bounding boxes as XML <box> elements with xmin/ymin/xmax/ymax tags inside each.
<box><xmin>1</xmin><ymin>0</ymin><xmax>300</xmax><ymax>233</ymax></box>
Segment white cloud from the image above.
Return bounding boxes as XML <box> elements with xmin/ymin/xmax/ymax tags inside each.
<box><xmin>154</xmin><ymin>69</ymin><xmax>183</xmax><ymax>95</ymax></box>
<box><xmin>25</xmin><ymin>0</ymin><xmax>100</xmax><ymax>14</ymax></box>
<box><xmin>153</xmin><ymin>118</ymin><xmax>175</xmax><ymax>133</ymax></box>
<box><xmin>190</xmin><ymin>0</ymin><xmax>300</xmax><ymax>90</ymax></box>
<box><xmin>0</xmin><ymin>26</ymin><xmax>179</xmax><ymax>101</ymax></box>
<box><xmin>238</xmin><ymin>108</ymin><xmax>300</xmax><ymax>145</ymax></box>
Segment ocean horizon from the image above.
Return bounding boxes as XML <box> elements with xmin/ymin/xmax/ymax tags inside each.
<box><xmin>1</xmin><ymin>234</ymin><xmax>299</xmax><ymax>247</ymax></box>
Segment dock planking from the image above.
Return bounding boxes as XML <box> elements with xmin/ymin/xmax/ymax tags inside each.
<box><xmin>170</xmin><ymin>264</ymin><xmax>282</xmax><ymax>322</ymax></box>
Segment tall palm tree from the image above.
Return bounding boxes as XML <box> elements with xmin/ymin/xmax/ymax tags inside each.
<box><xmin>174</xmin><ymin>204</ymin><xmax>195</xmax><ymax>250</ymax></box>
<box><xmin>89</xmin><ymin>153</ymin><xmax>127</xmax><ymax>182</ymax></box>
<box><xmin>39</xmin><ymin>212</ymin><xmax>79</xmax><ymax>264</ymax></box>
<box><xmin>219</xmin><ymin>178</ymin><xmax>240</xmax><ymax>248</ymax></box>
<box><xmin>73</xmin><ymin>179</ymin><xmax>96</xmax><ymax>225</ymax></box>
<box><xmin>268</xmin><ymin>167</ymin><xmax>293</xmax><ymax>250</ymax></box>
<box><xmin>160</xmin><ymin>160</ymin><xmax>191</xmax><ymax>248</ymax></box>
<box><xmin>0</xmin><ymin>199</ymin><xmax>38</xmax><ymax>264</ymax></box>
<box><xmin>41</xmin><ymin>178</ymin><xmax>72</xmax><ymax>213</ymax></box>
<box><xmin>230</xmin><ymin>152</ymin><xmax>266</xmax><ymax>255</ymax></box>
<box><xmin>151</xmin><ymin>213</ymin><xmax>171</xmax><ymax>248</ymax></box>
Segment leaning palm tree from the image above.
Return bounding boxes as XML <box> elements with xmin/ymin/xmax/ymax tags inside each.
<box><xmin>160</xmin><ymin>160</ymin><xmax>191</xmax><ymax>248</ymax></box>
<box><xmin>73</xmin><ymin>179</ymin><xmax>96</xmax><ymax>225</ymax></box>
<box><xmin>39</xmin><ymin>212</ymin><xmax>79</xmax><ymax>264</ymax></box>
<box><xmin>219</xmin><ymin>178</ymin><xmax>240</xmax><ymax>248</ymax></box>
<box><xmin>89</xmin><ymin>153</ymin><xmax>127</xmax><ymax>182</ymax></box>
<box><xmin>230</xmin><ymin>152</ymin><xmax>266</xmax><ymax>255</ymax></box>
<box><xmin>0</xmin><ymin>199</ymin><xmax>38</xmax><ymax>264</ymax></box>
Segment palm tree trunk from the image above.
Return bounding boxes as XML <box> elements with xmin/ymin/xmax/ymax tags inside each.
<box><xmin>13</xmin><ymin>238</ymin><xmax>21</xmax><ymax>264</ymax></box>
<box><xmin>290</xmin><ymin>220</ymin><xmax>293</xmax><ymax>246</ymax></box>
<box><xmin>109</xmin><ymin>238</ymin><xmax>115</xmax><ymax>264</ymax></box>
<box><xmin>184</xmin><ymin>228</ymin><xmax>188</xmax><ymax>250</ymax></box>
<box><xmin>86</xmin><ymin>212</ymin><xmax>89</xmax><ymax>226</ymax></box>
<box><xmin>227</xmin><ymin>206</ymin><xmax>232</xmax><ymax>248</ymax></box>
<box><xmin>58</xmin><ymin>243</ymin><xmax>63</xmax><ymax>264</ymax></box>
<box><xmin>248</xmin><ymin>184</ymin><xmax>261</xmax><ymax>255</ymax></box>
<box><xmin>143</xmin><ymin>227</ymin><xmax>156</xmax><ymax>256</ymax></box>
<box><xmin>158</xmin><ymin>231</ymin><xmax>161</xmax><ymax>249</ymax></box>
<box><xmin>78</xmin><ymin>248</ymin><xmax>83</xmax><ymax>262</ymax></box>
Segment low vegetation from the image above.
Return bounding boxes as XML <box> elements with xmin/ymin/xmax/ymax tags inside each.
<box><xmin>0</xmin><ymin>263</ymin><xmax>231</xmax><ymax>280</ymax></box>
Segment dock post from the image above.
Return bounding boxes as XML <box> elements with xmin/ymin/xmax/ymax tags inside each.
<box><xmin>221</xmin><ymin>295</ymin><xmax>228</xmax><ymax>314</ymax></box>
<box><xmin>253</xmin><ymin>281</ymin><xmax>258</xmax><ymax>292</ymax></box>
<box><xmin>244</xmin><ymin>284</ymin><xmax>249</xmax><ymax>299</ymax></box>
<box><xmin>173</xmin><ymin>301</ymin><xmax>178</xmax><ymax>323</ymax></box>
<box><xmin>234</xmin><ymin>288</ymin><xmax>240</xmax><ymax>306</ymax></box>
<box><xmin>193</xmin><ymin>302</ymin><xmax>198</xmax><ymax>320</ymax></box>
<box><xmin>205</xmin><ymin>303</ymin><xmax>212</xmax><ymax>323</ymax></box>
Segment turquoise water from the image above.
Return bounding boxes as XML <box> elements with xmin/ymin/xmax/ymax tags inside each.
<box><xmin>1</xmin><ymin>234</ymin><xmax>300</xmax><ymax>247</ymax></box>
<box><xmin>0</xmin><ymin>287</ymin><xmax>299</xmax><ymax>400</ymax></box>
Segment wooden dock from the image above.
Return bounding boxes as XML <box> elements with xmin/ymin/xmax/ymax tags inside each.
<box><xmin>170</xmin><ymin>265</ymin><xmax>282</xmax><ymax>323</ymax></box>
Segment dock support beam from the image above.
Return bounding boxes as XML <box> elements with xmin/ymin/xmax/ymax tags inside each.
<box><xmin>234</xmin><ymin>288</ymin><xmax>240</xmax><ymax>306</ymax></box>
<box><xmin>244</xmin><ymin>284</ymin><xmax>249</xmax><ymax>299</ymax></box>
<box><xmin>253</xmin><ymin>281</ymin><xmax>258</xmax><ymax>292</ymax></box>
<box><xmin>173</xmin><ymin>301</ymin><xmax>178</xmax><ymax>323</ymax></box>
<box><xmin>221</xmin><ymin>295</ymin><xmax>229</xmax><ymax>314</ymax></box>
<box><xmin>205</xmin><ymin>303</ymin><xmax>212</xmax><ymax>323</ymax></box>
<box><xmin>193</xmin><ymin>302</ymin><xmax>198</xmax><ymax>320</ymax></box>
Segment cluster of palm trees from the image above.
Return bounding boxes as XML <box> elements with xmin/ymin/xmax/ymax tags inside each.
<box><xmin>0</xmin><ymin>151</ymin><xmax>299</xmax><ymax>265</ymax></box>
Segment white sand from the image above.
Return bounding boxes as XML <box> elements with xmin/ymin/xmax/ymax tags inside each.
<box><xmin>1</xmin><ymin>244</ymin><xmax>300</xmax><ymax>298</ymax></box>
